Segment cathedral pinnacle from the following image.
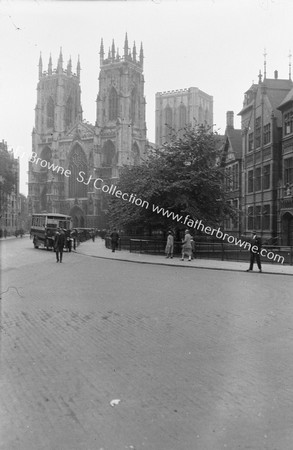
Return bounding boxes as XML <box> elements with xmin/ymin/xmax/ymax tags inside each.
<box><xmin>48</xmin><ymin>53</ymin><xmax>52</xmax><ymax>75</ymax></box>
<box><xmin>124</xmin><ymin>32</ymin><xmax>129</xmax><ymax>58</ymax></box>
<box><xmin>139</xmin><ymin>42</ymin><xmax>144</xmax><ymax>67</ymax></box>
<box><xmin>57</xmin><ymin>47</ymin><xmax>63</xmax><ymax>73</ymax></box>
<box><xmin>100</xmin><ymin>38</ymin><xmax>105</xmax><ymax>63</ymax></box>
<box><xmin>38</xmin><ymin>52</ymin><xmax>43</xmax><ymax>79</ymax></box>
<box><xmin>77</xmin><ymin>55</ymin><xmax>81</xmax><ymax>81</ymax></box>
<box><xmin>111</xmin><ymin>39</ymin><xmax>116</xmax><ymax>60</ymax></box>
<box><xmin>133</xmin><ymin>41</ymin><xmax>137</xmax><ymax>61</ymax></box>
<box><xmin>67</xmin><ymin>56</ymin><xmax>72</xmax><ymax>76</ymax></box>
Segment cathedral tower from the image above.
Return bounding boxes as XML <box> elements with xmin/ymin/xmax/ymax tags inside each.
<box><xmin>96</xmin><ymin>34</ymin><xmax>147</xmax><ymax>178</ymax></box>
<box><xmin>29</xmin><ymin>51</ymin><xmax>84</xmax><ymax>215</ymax></box>
<box><xmin>28</xmin><ymin>37</ymin><xmax>147</xmax><ymax>229</ymax></box>
<box><xmin>34</xmin><ymin>50</ymin><xmax>82</xmax><ymax>136</ymax></box>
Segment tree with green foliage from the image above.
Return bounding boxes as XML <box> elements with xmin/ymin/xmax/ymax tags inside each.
<box><xmin>107</xmin><ymin>124</ymin><xmax>235</xmax><ymax>233</ymax></box>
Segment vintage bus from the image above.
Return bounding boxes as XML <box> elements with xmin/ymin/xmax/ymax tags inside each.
<box><xmin>30</xmin><ymin>213</ymin><xmax>72</xmax><ymax>250</ymax></box>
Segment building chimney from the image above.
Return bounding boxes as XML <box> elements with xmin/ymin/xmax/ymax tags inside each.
<box><xmin>274</xmin><ymin>70</ymin><xmax>278</xmax><ymax>79</ymax></box>
<box><xmin>226</xmin><ymin>111</ymin><xmax>234</xmax><ymax>129</ymax></box>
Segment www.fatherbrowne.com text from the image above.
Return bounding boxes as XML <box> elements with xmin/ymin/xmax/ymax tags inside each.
<box><xmin>28</xmin><ymin>152</ymin><xmax>284</xmax><ymax>264</ymax></box>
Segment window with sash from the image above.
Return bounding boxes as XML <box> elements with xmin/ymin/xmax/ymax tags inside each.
<box><xmin>263</xmin><ymin>123</ymin><xmax>271</xmax><ymax>145</ymax></box>
<box><xmin>284</xmin><ymin>111</ymin><xmax>293</xmax><ymax>135</ymax></box>
<box><xmin>255</xmin><ymin>205</ymin><xmax>261</xmax><ymax>230</ymax></box>
<box><xmin>255</xmin><ymin>167</ymin><xmax>261</xmax><ymax>191</ymax></box>
<box><xmin>263</xmin><ymin>205</ymin><xmax>270</xmax><ymax>230</ymax></box>
<box><xmin>263</xmin><ymin>164</ymin><xmax>270</xmax><ymax>189</ymax></box>
<box><xmin>248</xmin><ymin>169</ymin><xmax>254</xmax><ymax>193</ymax></box>
<box><xmin>284</xmin><ymin>157</ymin><xmax>293</xmax><ymax>184</ymax></box>
<box><xmin>255</xmin><ymin>117</ymin><xmax>261</xmax><ymax>148</ymax></box>
<box><xmin>248</xmin><ymin>206</ymin><xmax>254</xmax><ymax>230</ymax></box>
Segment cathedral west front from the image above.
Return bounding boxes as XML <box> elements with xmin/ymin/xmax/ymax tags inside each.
<box><xmin>28</xmin><ymin>34</ymin><xmax>147</xmax><ymax>229</ymax></box>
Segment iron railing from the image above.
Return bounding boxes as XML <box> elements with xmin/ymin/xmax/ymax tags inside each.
<box><xmin>105</xmin><ymin>236</ymin><xmax>293</xmax><ymax>265</ymax></box>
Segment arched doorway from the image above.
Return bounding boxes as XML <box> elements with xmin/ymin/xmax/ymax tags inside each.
<box><xmin>281</xmin><ymin>212</ymin><xmax>293</xmax><ymax>245</ymax></box>
<box><xmin>70</xmin><ymin>205</ymin><xmax>85</xmax><ymax>228</ymax></box>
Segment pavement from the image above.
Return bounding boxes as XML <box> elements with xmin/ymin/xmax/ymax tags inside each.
<box><xmin>75</xmin><ymin>237</ymin><xmax>293</xmax><ymax>276</ymax></box>
<box><xmin>2</xmin><ymin>236</ymin><xmax>293</xmax><ymax>449</ymax></box>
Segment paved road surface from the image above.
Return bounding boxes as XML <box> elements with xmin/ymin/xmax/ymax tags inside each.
<box><xmin>1</xmin><ymin>237</ymin><xmax>293</xmax><ymax>449</ymax></box>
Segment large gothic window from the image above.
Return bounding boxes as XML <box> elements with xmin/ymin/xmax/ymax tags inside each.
<box><xmin>179</xmin><ymin>103</ymin><xmax>187</xmax><ymax>129</ymax></box>
<box><xmin>132</xmin><ymin>142</ymin><xmax>140</xmax><ymax>165</ymax></box>
<box><xmin>131</xmin><ymin>88</ymin><xmax>136</xmax><ymax>122</ymax></box>
<box><xmin>40</xmin><ymin>185</ymin><xmax>47</xmax><ymax>212</ymax></box>
<box><xmin>165</xmin><ymin>105</ymin><xmax>173</xmax><ymax>141</ymax></box>
<box><xmin>40</xmin><ymin>147</ymin><xmax>52</xmax><ymax>171</ymax></box>
<box><xmin>109</xmin><ymin>87</ymin><xmax>118</xmax><ymax>121</ymax></box>
<box><xmin>102</xmin><ymin>140</ymin><xmax>116</xmax><ymax>166</ymax></box>
<box><xmin>65</xmin><ymin>96</ymin><xmax>73</xmax><ymax>128</ymax></box>
<box><xmin>68</xmin><ymin>144</ymin><xmax>88</xmax><ymax>198</ymax></box>
<box><xmin>198</xmin><ymin>105</ymin><xmax>203</xmax><ymax>124</ymax></box>
<box><xmin>204</xmin><ymin>108</ymin><xmax>209</xmax><ymax>124</ymax></box>
<box><xmin>46</xmin><ymin>97</ymin><xmax>54</xmax><ymax>129</ymax></box>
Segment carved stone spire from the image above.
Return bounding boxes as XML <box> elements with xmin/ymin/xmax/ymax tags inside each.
<box><xmin>38</xmin><ymin>52</ymin><xmax>43</xmax><ymax>79</ymax></box>
<box><xmin>48</xmin><ymin>53</ymin><xmax>52</xmax><ymax>75</ymax></box>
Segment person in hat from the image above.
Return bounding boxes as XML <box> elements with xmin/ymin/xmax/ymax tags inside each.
<box><xmin>165</xmin><ymin>231</ymin><xmax>174</xmax><ymax>258</ymax></box>
<box><xmin>54</xmin><ymin>228</ymin><xmax>66</xmax><ymax>263</ymax></box>
<box><xmin>181</xmin><ymin>229</ymin><xmax>192</xmax><ymax>261</ymax></box>
<box><xmin>246</xmin><ymin>231</ymin><xmax>262</xmax><ymax>273</ymax></box>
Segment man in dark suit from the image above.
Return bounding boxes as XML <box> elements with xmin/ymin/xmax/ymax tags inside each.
<box><xmin>54</xmin><ymin>228</ymin><xmax>66</xmax><ymax>263</ymax></box>
<box><xmin>110</xmin><ymin>228</ymin><xmax>119</xmax><ymax>252</ymax></box>
<box><xmin>247</xmin><ymin>231</ymin><xmax>262</xmax><ymax>273</ymax></box>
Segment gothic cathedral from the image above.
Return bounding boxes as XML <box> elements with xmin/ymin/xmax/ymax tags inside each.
<box><xmin>28</xmin><ymin>34</ymin><xmax>147</xmax><ymax>229</ymax></box>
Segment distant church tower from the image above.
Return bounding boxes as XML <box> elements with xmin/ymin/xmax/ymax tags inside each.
<box><xmin>28</xmin><ymin>36</ymin><xmax>147</xmax><ymax>229</ymax></box>
<box><xmin>96</xmin><ymin>34</ymin><xmax>146</xmax><ymax>178</ymax></box>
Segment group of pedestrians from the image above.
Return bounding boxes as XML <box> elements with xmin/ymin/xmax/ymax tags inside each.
<box><xmin>165</xmin><ymin>228</ymin><xmax>263</xmax><ymax>271</ymax></box>
<box><xmin>165</xmin><ymin>229</ymin><xmax>196</xmax><ymax>261</ymax></box>
<box><xmin>85</xmin><ymin>225</ymin><xmax>263</xmax><ymax>272</ymax></box>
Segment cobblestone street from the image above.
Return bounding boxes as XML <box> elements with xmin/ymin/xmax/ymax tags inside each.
<box><xmin>1</xmin><ymin>238</ymin><xmax>293</xmax><ymax>449</ymax></box>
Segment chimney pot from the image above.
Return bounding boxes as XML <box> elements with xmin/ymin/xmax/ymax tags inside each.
<box><xmin>274</xmin><ymin>70</ymin><xmax>278</xmax><ymax>79</ymax></box>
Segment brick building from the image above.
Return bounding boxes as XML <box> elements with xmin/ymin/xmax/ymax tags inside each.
<box><xmin>238</xmin><ymin>70</ymin><xmax>293</xmax><ymax>243</ymax></box>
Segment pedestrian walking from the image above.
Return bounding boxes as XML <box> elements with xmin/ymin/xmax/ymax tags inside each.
<box><xmin>181</xmin><ymin>229</ymin><xmax>192</xmax><ymax>261</ymax></box>
<box><xmin>165</xmin><ymin>231</ymin><xmax>174</xmax><ymax>258</ymax></box>
<box><xmin>110</xmin><ymin>228</ymin><xmax>119</xmax><ymax>252</ymax></box>
<box><xmin>54</xmin><ymin>228</ymin><xmax>66</xmax><ymax>263</ymax></box>
<box><xmin>246</xmin><ymin>231</ymin><xmax>262</xmax><ymax>273</ymax></box>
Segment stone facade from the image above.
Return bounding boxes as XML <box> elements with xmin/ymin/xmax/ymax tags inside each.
<box><xmin>0</xmin><ymin>140</ymin><xmax>20</xmax><ymax>236</ymax></box>
<box><xmin>28</xmin><ymin>35</ymin><xmax>147</xmax><ymax>229</ymax></box>
<box><xmin>155</xmin><ymin>87</ymin><xmax>213</xmax><ymax>145</ymax></box>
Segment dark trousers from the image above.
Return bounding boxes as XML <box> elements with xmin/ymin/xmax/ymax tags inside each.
<box><xmin>111</xmin><ymin>241</ymin><xmax>118</xmax><ymax>252</ymax></box>
<box><xmin>249</xmin><ymin>252</ymin><xmax>261</xmax><ymax>270</ymax></box>
<box><xmin>56</xmin><ymin>248</ymin><xmax>64</xmax><ymax>262</ymax></box>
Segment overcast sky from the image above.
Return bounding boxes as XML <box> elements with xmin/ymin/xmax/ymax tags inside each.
<box><xmin>1</xmin><ymin>0</ymin><xmax>293</xmax><ymax>195</ymax></box>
